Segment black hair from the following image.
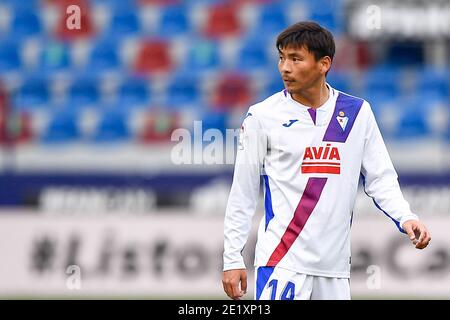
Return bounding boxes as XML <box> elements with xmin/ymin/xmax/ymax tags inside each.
<box><xmin>276</xmin><ymin>21</ymin><xmax>335</xmax><ymax>63</ymax></box>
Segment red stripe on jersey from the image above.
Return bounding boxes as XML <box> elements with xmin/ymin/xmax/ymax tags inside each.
<box><xmin>301</xmin><ymin>162</ymin><xmax>340</xmax><ymax>166</ymax></box>
<box><xmin>266</xmin><ymin>177</ymin><xmax>327</xmax><ymax>267</ymax></box>
<box><xmin>301</xmin><ymin>166</ymin><xmax>340</xmax><ymax>174</ymax></box>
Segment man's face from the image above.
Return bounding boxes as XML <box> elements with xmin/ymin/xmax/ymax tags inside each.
<box><xmin>278</xmin><ymin>45</ymin><xmax>326</xmax><ymax>93</ymax></box>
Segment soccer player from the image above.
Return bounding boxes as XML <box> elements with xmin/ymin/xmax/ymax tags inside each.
<box><xmin>222</xmin><ymin>21</ymin><xmax>431</xmax><ymax>300</ymax></box>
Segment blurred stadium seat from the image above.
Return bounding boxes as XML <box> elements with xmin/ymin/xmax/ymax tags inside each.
<box><xmin>416</xmin><ymin>68</ymin><xmax>449</xmax><ymax>100</ymax></box>
<box><xmin>254</xmin><ymin>3</ymin><xmax>288</xmax><ymax>36</ymax></box>
<box><xmin>108</xmin><ymin>6</ymin><xmax>141</xmax><ymax>36</ymax></box>
<box><xmin>326</xmin><ymin>72</ymin><xmax>352</xmax><ymax>94</ymax></box>
<box><xmin>133</xmin><ymin>39</ymin><xmax>172</xmax><ymax>74</ymax></box>
<box><xmin>92</xmin><ymin>108</ymin><xmax>130</xmax><ymax>142</ymax></box>
<box><xmin>13</xmin><ymin>77</ymin><xmax>51</xmax><ymax>111</ymax></box>
<box><xmin>182</xmin><ymin>38</ymin><xmax>220</xmax><ymax>73</ymax></box>
<box><xmin>393</xmin><ymin>98</ymin><xmax>431</xmax><ymax>139</ymax></box>
<box><xmin>117</xmin><ymin>77</ymin><xmax>151</xmax><ymax>108</ymax></box>
<box><xmin>68</xmin><ymin>77</ymin><xmax>100</xmax><ymax>107</ymax></box>
<box><xmin>363</xmin><ymin>66</ymin><xmax>402</xmax><ymax>106</ymax></box>
<box><xmin>157</xmin><ymin>5</ymin><xmax>190</xmax><ymax>37</ymax></box>
<box><xmin>38</xmin><ymin>41</ymin><xmax>72</xmax><ymax>74</ymax></box>
<box><xmin>212</xmin><ymin>72</ymin><xmax>252</xmax><ymax>109</ymax></box>
<box><xmin>140</xmin><ymin>110</ymin><xmax>178</xmax><ymax>143</ymax></box>
<box><xmin>0</xmin><ymin>40</ymin><xmax>21</xmax><ymax>72</ymax></box>
<box><xmin>53</xmin><ymin>0</ymin><xmax>95</xmax><ymax>40</ymax></box>
<box><xmin>42</xmin><ymin>109</ymin><xmax>81</xmax><ymax>143</ymax></box>
<box><xmin>87</xmin><ymin>39</ymin><xmax>122</xmax><ymax>73</ymax></box>
<box><xmin>165</xmin><ymin>72</ymin><xmax>201</xmax><ymax>107</ymax></box>
<box><xmin>10</xmin><ymin>8</ymin><xmax>42</xmax><ymax>39</ymax></box>
<box><xmin>236</xmin><ymin>38</ymin><xmax>269</xmax><ymax>71</ymax></box>
<box><xmin>203</xmin><ymin>3</ymin><xmax>241</xmax><ymax>39</ymax></box>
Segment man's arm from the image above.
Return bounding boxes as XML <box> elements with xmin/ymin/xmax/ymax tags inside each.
<box><xmin>223</xmin><ymin>109</ymin><xmax>267</xmax><ymax>299</ymax></box>
<box><xmin>360</xmin><ymin>102</ymin><xmax>431</xmax><ymax>249</ymax></box>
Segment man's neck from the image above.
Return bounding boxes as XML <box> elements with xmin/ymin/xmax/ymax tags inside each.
<box><xmin>291</xmin><ymin>81</ymin><xmax>330</xmax><ymax>109</ymax></box>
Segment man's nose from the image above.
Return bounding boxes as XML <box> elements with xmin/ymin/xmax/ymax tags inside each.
<box><xmin>279</xmin><ymin>60</ymin><xmax>292</xmax><ymax>73</ymax></box>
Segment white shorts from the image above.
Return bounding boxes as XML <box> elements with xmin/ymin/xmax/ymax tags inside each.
<box><xmin>254</xmin><ymin>266</ymin><xmax>351</xmax><ymax>300</ymax></box>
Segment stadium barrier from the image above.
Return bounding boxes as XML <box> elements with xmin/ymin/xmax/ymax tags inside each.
<box><xmin>0</xmin><ymin>212</ymin><xmax>448</xmax><ymax>299</ymax></box>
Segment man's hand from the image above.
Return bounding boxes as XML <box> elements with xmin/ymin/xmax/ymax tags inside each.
<box><xmin>222</xmin><ymin>269</ymin><xmax>247</xmax><ymax>300</ymax></box>
<box><xmin>402</xmin><ymin>220</ymin><xmax>431</xmax><ymax>249</ymax></box>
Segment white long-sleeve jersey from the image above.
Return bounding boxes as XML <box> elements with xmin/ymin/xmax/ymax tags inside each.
<box><xmin>223</xmin><ymin>85</ymin><xmax>419</xmax><ymax>278</ymax></box>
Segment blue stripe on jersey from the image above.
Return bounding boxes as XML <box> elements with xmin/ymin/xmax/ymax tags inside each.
<box><xmin>263</xmin><ymin>175</ymin><xmax>275</xmax><ymax>231</ymax></box>
<box><xmin>256</xmin><ymin>266</ymin><xmax>275</xmax><ymax>300</ymax></box>
<box><xmin>360</xmin><ymin>173</ymin><xmax>405</xmax><ymax>233</ymax></box>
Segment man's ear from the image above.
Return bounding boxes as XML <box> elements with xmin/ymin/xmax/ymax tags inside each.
<box><xmin>320</xmin><ymin>56</ymin><xmax>332</xmax><ymax>75</ymax></box>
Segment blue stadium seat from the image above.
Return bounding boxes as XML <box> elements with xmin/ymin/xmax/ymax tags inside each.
<box><xmin>237</xmin><ymin>39</ymin><xmax>269</xmax><ymax>71</ymax></box>
<box><xmin>307</xmin><ymin>0</ymin><xmax>343</xmax><ymax>32</ymax></box>
<box><xmin>165</xmin><ymin>73</ymin><xmax>200</xmax><ymax>107</ymax></box>
<box><xmin>108</xmin><ymin>8</ymin><xmax>141</xmax><ymax>36</ymax></box>
<box><xmin>201</xmin><ymin>109</ymin><xmax>228</xmax><ymax>136</ymax></box>
<box><xmin>416</xmin><ymin>68</ymin><xmax>449</xmax><ymax>100</ymax></box>
<box><xmin>10</xmin><ymin>9</ymin><xmax>42</xmax><ymax>39</ymax></box>
<box><xmin>309</xmin><ymin>12</ymin><xmax>339</xmax><ymax>33</ymax></box>
<box><xmin>363</xmin><ymin>67</ymin><xmax>401</xmax><ymax>102</ymax></box>
<box><xmin>13</xmin><ymin>77</ymin><xmax>50</xmax><ymax>110</ymax></box>
<box><xmin>38</xmin><ymin>41</ymin><xmax>71</xmax><ymax>74</ymax></box>
<box><xmin>117</xmin><ymin>77</ymin><xmax>151</xmax><ymax>108</ymax></box>
<box><xmin>92</xmin><ymin>0</ymin><xmax>136</xmax><ymax>5</ymax></box>
<box><xmin>0</xmin><ymin>41</ymin><xmax>21</xmax><ymax>72</ymax></box>
<box><xmin>264</xmin><ymin>73</ymin><xmax>285</xmax><ymax>98</ymax></box>
<box><xmin>255</xmin><ymin>3</ymin><xmax>288</xmax><ymax>36</ymax></box>
<box><xmin>393</xmin><ymin>100</ymin><xmax>430</xmax><ymax>139</ymax></box>
<box><xmin>0</xmin><ymin>0</ymin><xmax>39</xmax><ymax>10</ymax></box>
<box><xmin>87</xmin><ymin>40</ymin><xmax>121</xmax><ymax>73</ymax></box>
<box><xmin>327</xmin><ymin>72</ymin><xmax>352</xmax><ymax>93</ymax></box>
<box><xmin>92</xmin><ymin>109</ymin><xmax>130</xmax><ymax>142</ymax></box>
<box><xmin>183</xmin><ymin>39</ymin><xmax>220</xmax><ymax>73</ymax></box>
<box><xmin>41</xmin><ymin>109</ymin><xmax>81</xmax><ymax>143</ymax></box>
<box><xmin>157</xmin><ymin>5</ymin><xmax>190</xmax><ymax>37</ymax></box>
<box><xmin>68</xmin><ymin>78</ymin><xmax>100</xmax><ymax>107</ymax></box>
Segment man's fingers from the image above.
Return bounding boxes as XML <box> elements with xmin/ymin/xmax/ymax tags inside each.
<box><xmin>404</xmin><ymin>224</ymin><xmax>416</xmax><ymax>242</ymax></box>
<box><xmin>222</xmin><ymin>270</ymin><xmax>246</xmax><ymax>300</ymax></box>
<box><xmin>416</xmin><ymin>231</ymin><xmax>431</xmax><ymax>249</ymax></box>
<box><xmin>241</xmin><ymin>272</ymin><xmax>248</xmax><ymax>294</ymax></box>
<box><xmin>417</xmin><ymin>228</ymin><xmax>426</xmax><ymax>243</ymax></box>
<box><xmin>232</xmin><ymin>284</ymin><xmax>243</xmax><ymax>300</ymax></box>
<box><xmin>403</xmin><ymin>220</ymin><xmax>431</xmax><ymax>250</ymax></box>
<box><xmin>222</xmin><ymin>280</ymin><xmax>232</xmax><ymax>299</ymax></box>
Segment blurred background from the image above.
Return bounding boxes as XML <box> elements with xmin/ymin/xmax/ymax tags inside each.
<box><xmin>0</xmin><ymin>0</ymin><xmax>449</xmax><ymax>299</ymax></box>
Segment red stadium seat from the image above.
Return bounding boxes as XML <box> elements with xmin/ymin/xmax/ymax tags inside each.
<box><xmin>138</xmin><ymin>0</ymin><xmax>181</xmax><ymax>5</ymax></box>
<box><xmin>51</xmin><ymin>0</ymin><xmax>95</xmax><ymax>41</ymax></box>
<box><xmin>139</xmin><ymin>110</ymin><xmax>179</xmax><ymax>143</ymax></box>
<box><xmin>203</xmin><ymin>3</ymin><xmax>241</xmax><ymax>39</ymax></box>
<box><xmin>133</xmin><ymin>40</ymin><xmax>172</xmax><ymax>75</ymax></box>
<box><xmin>0</xmin><ymin>87</ymin><xmax>33</xmax><ymax>144</ymax></box>
<box><xmin>211</xmin><ymin>72</ymin><xmax>253</xmax><ymax>110</ymax></box>
<box><xmin>0</xmin><ymin>86</ymin><xmax>9</xmax><ymax>144</ymax></box>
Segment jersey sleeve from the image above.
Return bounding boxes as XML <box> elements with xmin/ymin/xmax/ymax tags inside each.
<box><xmin>223</xmin><ymin>108</ymin><xmax>267</xmax><ymax>271</ymax></box>
<box><xmin>360</xmin><ymin>102</ymin><xmax>419</xmax><ymax>233</ymax></box>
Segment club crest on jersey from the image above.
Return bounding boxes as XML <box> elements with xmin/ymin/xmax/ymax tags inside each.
<box><xmin>336</xmin><ymin>111</ymin><xmax>348</xmax><ymax>131</ymax></box>
<box><xmin>301</xmin><ymin>143</ymin><xmax>340</xmax><ymax>174</ymax></box>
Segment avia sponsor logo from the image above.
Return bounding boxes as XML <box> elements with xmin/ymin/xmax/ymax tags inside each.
<box><xmin>301</xmin><ymin>143</ymin><xmax>340</xmax><ymax>174</ymax></box>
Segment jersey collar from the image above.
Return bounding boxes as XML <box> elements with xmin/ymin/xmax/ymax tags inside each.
<box><xmin>284</xmin><ymin>83</ymin><xmax>336</xmax><ymax>113</ymax></box>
